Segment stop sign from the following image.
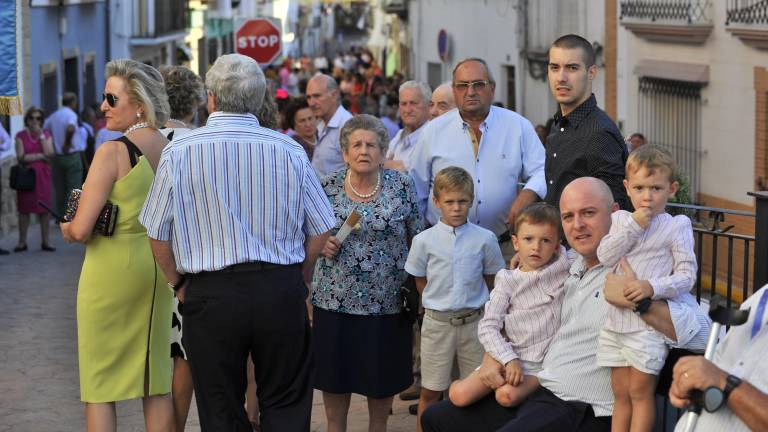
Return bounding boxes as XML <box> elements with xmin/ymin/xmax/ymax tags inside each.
<box><xmin>235</xmin><ymin>19</ymin><xmax>282</xmax><ymax>65</ymax></box>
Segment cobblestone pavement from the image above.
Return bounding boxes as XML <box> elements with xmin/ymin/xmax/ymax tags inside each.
<box><xmin>0</xmin><ymin>225</ymin><xmax>417</xmax><ymax>431</ymax></box>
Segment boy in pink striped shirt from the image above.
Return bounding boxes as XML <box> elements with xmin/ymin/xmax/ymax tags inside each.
<box><xmin>448</xmin><ymin>202</ymin><xmax>572</xmax><ymax>408</ymax></box>
<box><xmin>596</xmin><ymin>145</ymin><xmax>697</xmax><ymax>432</ymax></box>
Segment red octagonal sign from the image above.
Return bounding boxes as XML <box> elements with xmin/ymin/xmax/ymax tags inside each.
<box><xmin>236</xmin><ymin>19</ymin><xmax>282</xmax><ymax>65</ymax></box>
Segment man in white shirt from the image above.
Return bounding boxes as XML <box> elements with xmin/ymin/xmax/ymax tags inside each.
<box><xmin>670</xmin><ymin>284</ymin><xmax>768</xmax><ymax>432</ymax></box>
<box><xmin>385</xmin><ymin>80</ymin><xmax>431</xmax><ymax>172</ymax></box>
<box><xmin>43</xmin><ymin>92</ymin><xmax>83</xmax><ymax>214</ymax></box>
<box><xmin>409</xmin><ymin>58</ymin><xmax>546</xmax><ymax>258</ymax></box>
<box><xmin>306</xmin><ymin>74</ymin><xmax>353</xmax><ymax>177</ymax></box>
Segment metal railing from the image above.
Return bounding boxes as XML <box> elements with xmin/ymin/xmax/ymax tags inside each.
<box><xmin>726</xmin><ymin>0</ymin><xmax>768</xmax><ymax>25</ymax></box>
<box><xmin>620</xmin><ymin>0</ymin><xmax>712</xmax><ymax>24</ymax></box>
<box><xmin>667</xmin><ymin>202</ymin><xmax>757</xmax><ymax>307</ymax></box>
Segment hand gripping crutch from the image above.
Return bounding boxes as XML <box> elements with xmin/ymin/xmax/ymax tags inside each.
<box><xmin>681</xmin><ymin>295</ymin><xmax>750</xmax><ymax>432</ymax></box>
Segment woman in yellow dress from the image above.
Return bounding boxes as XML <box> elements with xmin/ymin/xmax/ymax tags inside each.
<box><xmin>61</xmin><ymin>59</ymin><xmax>173</xmax><ymax>431</ymax></box>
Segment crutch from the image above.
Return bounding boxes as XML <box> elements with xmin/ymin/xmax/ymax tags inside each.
<box><xmin>681</xmin><ymin>295</ymin><xmax>750</xmax><ymax>432</ymax></box>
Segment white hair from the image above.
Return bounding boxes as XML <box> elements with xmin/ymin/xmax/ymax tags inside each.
<box><xmin>399</xmin><ymin>80</ymin><xmax>432</xmax><ymax>104</ymax></box>
<box><xmin>205</xmin><ymin>54</ymin><xmax>266</xmax><ymax>114</ymax></box>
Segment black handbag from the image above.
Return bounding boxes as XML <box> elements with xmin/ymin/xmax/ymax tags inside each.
<box><xmin>400</xmin><ymin>275</ymin><xmax>420</xmax><ymax>324</ymax></box>
<box><xmin>9</xmin><ymin>164</ymin><xmax>35</xmax><ymax>191</ymax></box>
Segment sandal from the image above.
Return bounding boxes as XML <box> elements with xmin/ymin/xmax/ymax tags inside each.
<box><xmin>41</xmin><ymin>244</ymin><xmax>56</xmax><ymax>252</ymax></box>
<box><xmin>13</xmin><ymin>245</ymin><xmax>27</xmax><ymax>252</ymax></box>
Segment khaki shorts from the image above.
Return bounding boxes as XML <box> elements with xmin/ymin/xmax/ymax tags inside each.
<box><xmin>420</xmin><ymin>311</ymin><xmax>484</xmax><ymax>391</ymax></box>
<box><xmin>596</xmin><ymin>328</ymin><xmax>668</xmax><ymax>375</ymax></box>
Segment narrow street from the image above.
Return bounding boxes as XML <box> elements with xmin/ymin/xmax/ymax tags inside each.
<box><xmin>0</xmin><ymin>226</ymin><xmax>415</xmax><ymax>431</ymax></box>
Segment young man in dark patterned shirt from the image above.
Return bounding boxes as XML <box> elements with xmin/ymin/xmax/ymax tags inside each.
<box><xmin>544</xmin><ymin>34</ymin><xmax>631</xmax><ymax>211</ymax></box>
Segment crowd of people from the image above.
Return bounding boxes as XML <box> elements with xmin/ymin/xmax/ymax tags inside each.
<box><xmin>4</xmin><ymin>32</ymin><xmax>766</xmax><ymax>432</ymax></box>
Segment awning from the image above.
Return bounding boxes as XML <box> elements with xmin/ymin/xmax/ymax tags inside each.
<box><xmin>633</xmin><ymin>59</ymin><xmax>709</xmax><ymax>84</ymax></box>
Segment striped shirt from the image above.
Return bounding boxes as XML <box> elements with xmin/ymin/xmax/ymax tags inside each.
<box><xmin>675</xmin><ymin>284</ymin><xmax>768</xmax><ymax>432</ymax></box>
<box><xmin>478</xmin><ymin>246</ymin><xmax>571</xmax><ymax>366</ymax></box>
<box><xmin>139</xmin><ymin>112</ymin><xmax>336</xmax><ymax>274</ymax></box>
<box><xmin>537</xmin><ymin>257</ymin><xmax>614</xmax><ymax>417</ymax></box>
<box><xmin>667</xmin><ymin>291</ymin><xmax>710</xmax><ymax>351</ymax></box>
<box><xmin>597</xmin><ymin>211</ymin><xmax>697</xmax><ymax>333</ymax></box>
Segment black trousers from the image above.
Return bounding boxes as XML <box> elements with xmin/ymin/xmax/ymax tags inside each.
<box><xmin>421</xmin><ymin>387</ymin><xmax>611</xmax><ymax>432</ymax></box>
<box><xmin>182</xmin><ymin>263</ymin><xmax>312</xmax><ymax>432</ymax></box>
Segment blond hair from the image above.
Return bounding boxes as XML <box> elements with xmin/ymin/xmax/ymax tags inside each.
<box><xmin>106</xmin><ymin>59</ymin><xmax>169</xmax><ymax>128</ymax></box>
<box><xmin>626</xmin><ymin>145</ymin><xmax>676</xmax><ymax>182</ymax></box>
<box><xmin>433</xmin><ymin>166</ymin><xmax>474</xmax><ymax>199</ymax></box>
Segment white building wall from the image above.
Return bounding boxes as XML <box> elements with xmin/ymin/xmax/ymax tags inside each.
<box><xmin>521</xmin><ymin>0</ymin><xmax>606</xmax><ymax>126</ymax></box>
<box><xmin>408</xmin><ymin>0</ymin><xmax>522</xmax><ymax>109</ymax></box>
<box><xmin>407</xmin><ymin>0</ymin><xmax>607</xmax><ymax>126</ymax></box>
<box><xmin>617</xmin><ymin>2</ymin><xmax>761</xmax><ymax>205</ymax></box>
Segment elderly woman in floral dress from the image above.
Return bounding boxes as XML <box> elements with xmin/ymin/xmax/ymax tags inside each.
<box><xmin>311</xmin><ymin>114</ymin><xmax>424</xmax><ymax>432</ymax></box>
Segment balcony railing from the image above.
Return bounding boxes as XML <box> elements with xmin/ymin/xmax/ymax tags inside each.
<box><xmin>725</xmin><ymin>0</ymin><xmax>768</xmax><ymax>49</ymax></box>
<box><xmin>620</xmin><ymin>0</ymin><xmax>714</xmax><ymax>44</ymax></box>
<box><xmin>726</xmin><ymin>0</ymin><xmax>768</xmax><ymax>25</ymax></box>
<box><xmin>621</xmin><ymin>0</ymin><xmax>711</xmax><ymax>23</ymax></box>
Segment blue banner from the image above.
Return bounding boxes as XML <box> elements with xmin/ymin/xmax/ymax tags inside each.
<box><xmin>0</xmin><ymin>0</ymin><xmax>21</xmax><ymax>114</ymax></box>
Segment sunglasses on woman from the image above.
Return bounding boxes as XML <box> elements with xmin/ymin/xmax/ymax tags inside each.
<box><xmin>103</xmin><ymin>93</ymin><xmax>119</xmax><ymax>108</ymax></box>
<box><xmin>29</xmin><ymin>115</ymin><xmax>42</xmax><ymax>121</ymax></box>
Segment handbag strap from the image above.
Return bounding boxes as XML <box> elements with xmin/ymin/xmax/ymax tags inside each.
<box><xmin>115</xmin><ymin>136</ymin><xmax>143</xmax><ymax>168</ymax></box>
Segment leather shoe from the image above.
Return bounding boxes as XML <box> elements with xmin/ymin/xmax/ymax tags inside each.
<box><xmin>13</xmin><ymin>245</ymin><xmax>27</xmax><ymax>252</ymax></box>
<box><xmin>0</xmin><ymin>248</ymin><xmax>8</xmax><ymax>255</ymax></box>
<box><xmin>408</xmin><ymin>403</ymin><xmax>418</xmax><ymax>415</ymax></box>
<box><xmin>41</xmin><ymin>244</ymin><xmax>56</xmax><ymax>252</ymax></box>
<box><xmin>399</xmin><ymin>383</ymin><xmax>421</xmax><ymax>401</ymax></box>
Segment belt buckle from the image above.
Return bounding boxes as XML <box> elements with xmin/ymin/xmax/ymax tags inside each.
<box><xmin>450</xmin><ymin>311</ymin><xmax>475</xmax><ymax>326</ymax></box>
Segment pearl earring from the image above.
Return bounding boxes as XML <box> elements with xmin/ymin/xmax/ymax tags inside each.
<box><xmin>136</xmin><ymin>112</ymin><xmax>141</xmax><ymax>119</ymax></box>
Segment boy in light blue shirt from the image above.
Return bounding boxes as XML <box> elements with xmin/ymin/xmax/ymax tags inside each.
<box><xmin>405</xmin><ymin>166</ymin><xmax>506</xmax><ymax>430</ymax></box>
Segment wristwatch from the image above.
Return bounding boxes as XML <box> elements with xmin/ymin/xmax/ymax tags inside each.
<box><xmin>634</xmin><ymin>298</ymin><xmax>652</xmax><ymax>315</ymax></box>
<box><xmin>703</xmin><ymin>374</ymin><xmax>742</xmax><ymax>412</ymax></box>
<box><xmin>168</xmin><ymin>274</ymin><xmax>186</xmax><ymax>292</ymax></box>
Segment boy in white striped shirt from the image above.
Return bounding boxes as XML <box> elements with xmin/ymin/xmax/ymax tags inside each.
<box><xmin>448</xmin><ymin>203</ymin><xmax>572</xmax><ymax>408</ymax></box>
<box><xmin>596</xmin><ymin>145</ymin><xmax>697</xmax><ymax>432</ymax></box>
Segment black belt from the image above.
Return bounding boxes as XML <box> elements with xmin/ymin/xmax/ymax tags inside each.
<box><xmin>210</xmin><ymin>261</ymin><xmax>297</xmax><ymax>274</ymax></box>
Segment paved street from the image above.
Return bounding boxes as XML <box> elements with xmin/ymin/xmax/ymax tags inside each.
<box><xmin>0</xmin><ymin>225</ymin><xmax>416</xmax><ymax>431</ymax></box>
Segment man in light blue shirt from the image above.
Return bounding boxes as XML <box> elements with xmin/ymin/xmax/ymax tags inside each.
<box><xmin>409</xmin><ymin>58</ymin><xmax>546</xmax><ymax>257</ymax></box>
<box><xmin>141</xmin><ymin>54</ymin><xmax>335</xmax><ymax>431</ymax></box>
<box><xmin>385</xmin><ymin>80</ymin><xmax>431</xmax><ymax>172</ymax></box>
<box><xmin>306</xmin><ymin>74</ymin><xmax>353</xmax><ymax>177</ymax></box>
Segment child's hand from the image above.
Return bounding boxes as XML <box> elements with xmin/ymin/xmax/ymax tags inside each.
<box><xmin>508</xmin><ymin>253</ymin><xmax>520</xmax><ymax>269</ymax></box>
<box><xmin>623</xmin><ymin>280</ymin><xmax>654</xmax><ymax>302</ymax></box>
<box><xmin>632</xmin><ymin>207</ymin><xmax>653</xmax><ymax>229</ymax></box>
<box><xmin>504</xmin><ymin>359</ymin><xmax>524</xmax><ymax>387</ymax></box>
